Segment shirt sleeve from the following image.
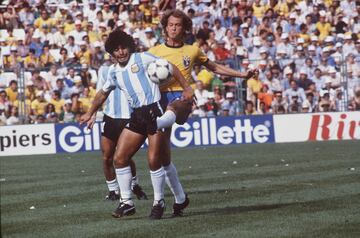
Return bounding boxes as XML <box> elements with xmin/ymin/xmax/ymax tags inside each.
<box><xmin>196</xmin><ymin>46</ymin><xmax>209</xmax><ymax>65</ymax></box>
<box><xmin>96</xmin><ymin>65</ymin><xmax>108</xmax><ymax>92</ymax></box>
<box><xmin>142</xmin><ymin>52</ymin><xmax>160</xmax><ymax>65</ymax></box>
<box><xmin>101</xmin><ymin>66</ymin><xmax>116</xmax><ymax>93</ymax></box>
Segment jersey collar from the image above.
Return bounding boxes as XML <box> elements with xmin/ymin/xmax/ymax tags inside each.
<box><xmin>165</xmin><ymin>42</ymin><xmax>184</xmax><ymax>48</ymax></box>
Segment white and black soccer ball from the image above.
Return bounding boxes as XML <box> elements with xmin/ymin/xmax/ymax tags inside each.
<box><xmin>147</xmin><ymin>58</ymin><xmax>173</xmax><ymax>85</ymax></box>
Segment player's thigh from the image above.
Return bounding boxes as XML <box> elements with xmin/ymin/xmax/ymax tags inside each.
<box><xmin>147</xmin><ymin>132</ymin><xmax>164</xmax><ymax>171</ymax></box>
<box><xmin>113</xmin><ymin>128</ymin><xmax>145</xmax><ymax>166</ymax></box>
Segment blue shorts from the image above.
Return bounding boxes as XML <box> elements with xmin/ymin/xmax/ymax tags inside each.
<box><xmin>160</xmin><ymin>91</ymin><xmax>182</xmax><ymax>108</ymax></box>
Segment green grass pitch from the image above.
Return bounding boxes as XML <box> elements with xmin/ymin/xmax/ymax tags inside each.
<box><xmin>1</xmin><ymin>141</ymin><xmax>360</xmax><ymax>238</ymax></box>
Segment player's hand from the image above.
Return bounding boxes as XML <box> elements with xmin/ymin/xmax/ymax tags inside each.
<box><xmin>86</xmin><ymin>115</ymin><xmax>97</xmax><ymax>129</ymax></box>
<box><xmin>79</xmin><ymin>112</ymin><xmax>94</xmax><ymax>128</ymax></box>
<box><xmin>182</xmin><ymin>86</ymin><xmax>194</xmax><ymax>102</ymax></box>
<box><xmin>244</xmin><ymin>69</ymin><xmax>257</xmax><ymax>79</ymax></box>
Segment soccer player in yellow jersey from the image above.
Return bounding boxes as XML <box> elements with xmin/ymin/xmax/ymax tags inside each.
<box><xmin>148</xmin><ymin>9</ymin><xmax>253</xmax><ymax>217</ymax></box>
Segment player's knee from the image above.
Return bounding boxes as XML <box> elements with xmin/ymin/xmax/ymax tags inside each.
<box><xmin>103</xmin><ymin>156</ymin><xmax>113</xmax><ymax>166</ymax></box>
<box><xmin>169</xmin><ymin>100</ymin><xmax>192</xmax><ymax>125</ymax></box>
<box><xmin>113</xmin><ymin>153</ymin><xmax>131</xmax><ymax>168</ymax></box>
<box><xmin>102</xmin><ymin>152</ymin><xmax>113</xmax><ymax>162</ymax></box>
<box><xmin>147</xmin><ymin>152</ymin><xmax>162</xmax><ymax>171</ymax></box>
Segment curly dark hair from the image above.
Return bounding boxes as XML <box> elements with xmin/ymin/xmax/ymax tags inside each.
<box><xmin>160</xmin><ymin>9</ymin><xmax>193</xmax><ymax>38</ymax></box>
<box><xmin>105</xmin><ymin>28</ymin><xmax>136</xmax><ymax>55</ymax></box>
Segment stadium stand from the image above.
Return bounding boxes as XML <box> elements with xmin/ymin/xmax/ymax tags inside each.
<box><xmin>0</xmin><ymin>0</ymin><xmax>359</xmax><ymax>125</ymax></box>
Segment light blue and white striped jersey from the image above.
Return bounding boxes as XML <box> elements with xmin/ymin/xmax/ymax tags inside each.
<box><xmin>97</xmin><ymin>63</ymin><xmax>131</xmax><ymax>119</ymax></box>
<box><xmin>102</xmin><ymin>52</ymin><xmax>161</xmax><ymax>109</ymax></box>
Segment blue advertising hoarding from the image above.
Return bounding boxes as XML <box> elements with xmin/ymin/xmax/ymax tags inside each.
<box><xmin>170</xmin><ymin>115</ymin><xmax>275</xmax><ymax>147</ymax></box>
<box><xmin>55</xmin><ymin>122</ymin><xmax>102</xmax><ymax>153</ymax></box>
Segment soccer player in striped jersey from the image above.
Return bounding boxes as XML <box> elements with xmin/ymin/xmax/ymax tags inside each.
<box><xmin>148</xmin><ymin>9</ymin><xmax>255</xmax><ymax>217</ymax></box>
<box><xmin>91</xmin><ymin>60</ymin><xmax>148</xmax><ymax>201</ymax></box>
<box><xmin>80</xmin><ymin>29</ymin><xmax>193</xmax><ymax>219</ymax></box>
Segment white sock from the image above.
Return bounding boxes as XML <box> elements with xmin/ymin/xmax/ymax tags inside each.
<box><xmin>131</xmin><ymin>176</ymin><xmax>138</xmax><ymax>189</ymax></box>
<box><xmin>150</xmin><ymin>167</ymin><xmax>165</xmax><ymax>203</ymax></box>
<box><xmin>157</xmin><ymin>110</ymin><xmax>176</xmax><ymax>129</ymax></box>
<box><xmin>106</xmin><ymin>179</ymin><xmax>119</xmax><ymax>194</ymax></box>
<box><xmin>164</xmin><ymin>163</ymin><xmax>186</xmax><ymax>204</ymax></box>
<box><xmin>115</xmin><ymin>166</ymin><xmax>132</xmax><ymax>201</ymax></box>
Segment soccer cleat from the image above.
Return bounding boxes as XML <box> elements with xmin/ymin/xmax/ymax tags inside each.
<box><xmin>105</xmin><ymin>191</ymin><xmax>120</xmax><ymax>201</ymax></box>
<box><xmin>149</xmin><ymin>199</ymin><xmax>165</xmax><ymax>220</ymax></box>
<box><xmin>172</xmin><ymin>194</ymin><xmax>189</xmax><ymax>217</ymax></box>
<box><xmin>112</xmin><ymin>201</ymin><xmax>136</xmax><ymax>218</ymax></box>
<box><xmin>132</xmin><ymin>184</ymin><xmax>148</xmax><ymax>200</ymax></box>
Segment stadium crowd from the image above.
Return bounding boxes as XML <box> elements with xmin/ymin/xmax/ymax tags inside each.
<box><xmin>0</xmin><ymin>0</ymin><xmax>360</xmax><ymax>125</ymax></box>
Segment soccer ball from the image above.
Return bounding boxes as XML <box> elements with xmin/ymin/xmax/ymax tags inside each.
<box><xmin>147</xmin><ymin>58</ymin><xmax>173</xmax><ymax>85</ymax></box>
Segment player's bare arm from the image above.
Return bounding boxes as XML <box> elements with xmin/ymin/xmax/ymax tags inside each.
<box><xmin>80</xmin><ymin>89</ymin><xmax>110</xmax><ymax>127</ymax></box>
<box><xmin>203</xmin><ymin>60</ymin><xmax>255</xmax><ymax>79</ymax></box>
<box><xmin>170</xmin><ymin>63</ymin><xmax>194</xmax><ymax>101</ymax></box>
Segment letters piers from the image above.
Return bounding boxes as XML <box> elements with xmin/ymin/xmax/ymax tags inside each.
<box><xmin>0</xmin><ymin>130</ymin><xmax>51</xmax><ymax>152</ymax></box>
<box><xmin>171</xmin><ymin>118</ymin><xmax>271</xmax><ymax>147</ymax></box>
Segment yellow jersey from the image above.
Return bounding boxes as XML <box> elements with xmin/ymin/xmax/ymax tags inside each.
<box><xmin>31</xmin><ymin>99</ymin><xmax>48</xmax><ymax>115</ymax></box>
<box><xmin>50</xmin><ymin>98</ymin><xmax>65</xmax><ymax>114</ymax></box>
<box><xmin>34</xmin><ymin>17</ymin><xmax>56</xmax><ymax>32</ymax></box>
<box><xmin>79</xmin><ymin>96</ymin><xmax>93</xmax><ymax>112</ymax></box>
<box><xmin>316</xmin><ymin>22</ymin><xmax>331</xmax><ymax>41</ymax></box>
<box><xmin>5</xmin><ymin>88</ymin><xmax>18</xmax><ymax>103</ymax></box>
<box><xmin>247</xmin><ymin>78</ymin><xmax>262</xmax><ymax>94</ymax></box>
<box><xmin>148</xmin><ymin>43</ymin><xmax>208</xmax><ymax>92</ymax></box>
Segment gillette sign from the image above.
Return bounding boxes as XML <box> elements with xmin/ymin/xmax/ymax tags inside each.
<box><xmin>55</xmin><ymin>123</ymin><xmax>101</xmax><ymax>153</ymax></box>
<box><xmin>170</xmin><ymin>116</ymin><xmax>275</xmax><ymax>147</ymax></box>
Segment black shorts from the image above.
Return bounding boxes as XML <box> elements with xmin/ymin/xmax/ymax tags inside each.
<box><xmin>101</xmin><ymin>114</ymin><xmax>130</xmax><ymax>142</ymax></box>
<box><xmin>125</xmin><ymin>101</ymin><xmax>165</xmax><ymax>136</ymax></box>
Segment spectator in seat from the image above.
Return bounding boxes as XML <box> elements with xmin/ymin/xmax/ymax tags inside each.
<box><xmin>6</xmin><ymin>106</ymin><xmax>20</xmax><ymax>125</ymax></box>
<box><xmin>284</xmin><ymin>80</ymin><xmax>306</xmax><ymax>104</ymax></box>
<box><xmin>50</xmin><ymin>90</ymin><xmax>65</xmax><ymax>114</ymax></box>
<box><xmin>247</xmin><ymin>69</ymin><xmax>262</xmax><ymax>105</ymax></box>
<box><xmin>0</xmin><ymin>90</ymin><xmax>10</xmax><ymax>119</ymax></box>
<box><xmin>79</xmin><ymin>87</ymin><xmax>94</xmax><ymax>113</ymax></box>
<box><xmin>24</xmin><ymin>49</ymin><xmax>40</xmax><ymax>69</ymax></box>
<box><xmin>271</xmin><ymin>91</ymin><xmax>288</xmax><ymax>114</ymax></box>
<box><xmin>30</xmin><ymin>91</ymin><xmax>48</xmax><ymax>120</ymax></box>
<box><xmin>318</xmin><ymin>90</ymin><xmax>334</xmax><ymax>112</ymax></box>
<box><xmin>70</xmin><ymin>92</ymin><xmax>84</xmax><ymax>114</ymax></box>
<box><xmin>59</xmin><ymin>100</ymin><xmax>75</xmax><ymax>123</ymax></box>
<box><xmin>194</xmin><ymin>80</ymin><xmax>209</xmax><ymax>104</ymax></box>
<box><xmin>4</xmin><ymin>46</ymin><xmax>22</xmax><ymax>69</ymax></box>
<box><xmin>301</xmin><ymin>101</ymin><xmax>310</xmax><ymax>113</ymax></box>
<box><xmin>5</xmin><ymin>80</ymin><xmax>18</xmax><ymax>103</ymax></box>
<box><xmin>298</xmin><ymin>68</ymin><xmax>313</xmax><ymax>91</ymax></box>
<box><xmin>244</xmin><ymin>100</ymin><xmax>257</xmax><ymax>115</ymax></box>
<box><xmin>45</xmin><ymin>103</ymin><xmax>59</xmax><ymax>123</ymax></box>
<box><xmin>257</xmin><ymin>84</ymin><xmax>273</xmax><ymax>113</ymax></box>
<box><xmin>288</xmin><ymin>93</ymin><xmax>302</xmax><ymax>113</ymax></box>
<box><xmin>206</xmin><ymin>92</ymin><xmax>218</xmax><ymax>117</ymax></box>
<box><xmin>221</xmin><ymin>92</ymin><xmax>240</xmax><ymax>116</ymax></box>
<box><xmin>312</xmin><ymin>68</ymin><xmax>326</xmax><ymax>92</ymax></box>
<box><xmin>213</xmin><ymin>40</ymin><xmax>231</xmax><ymax>62</ymax></box>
